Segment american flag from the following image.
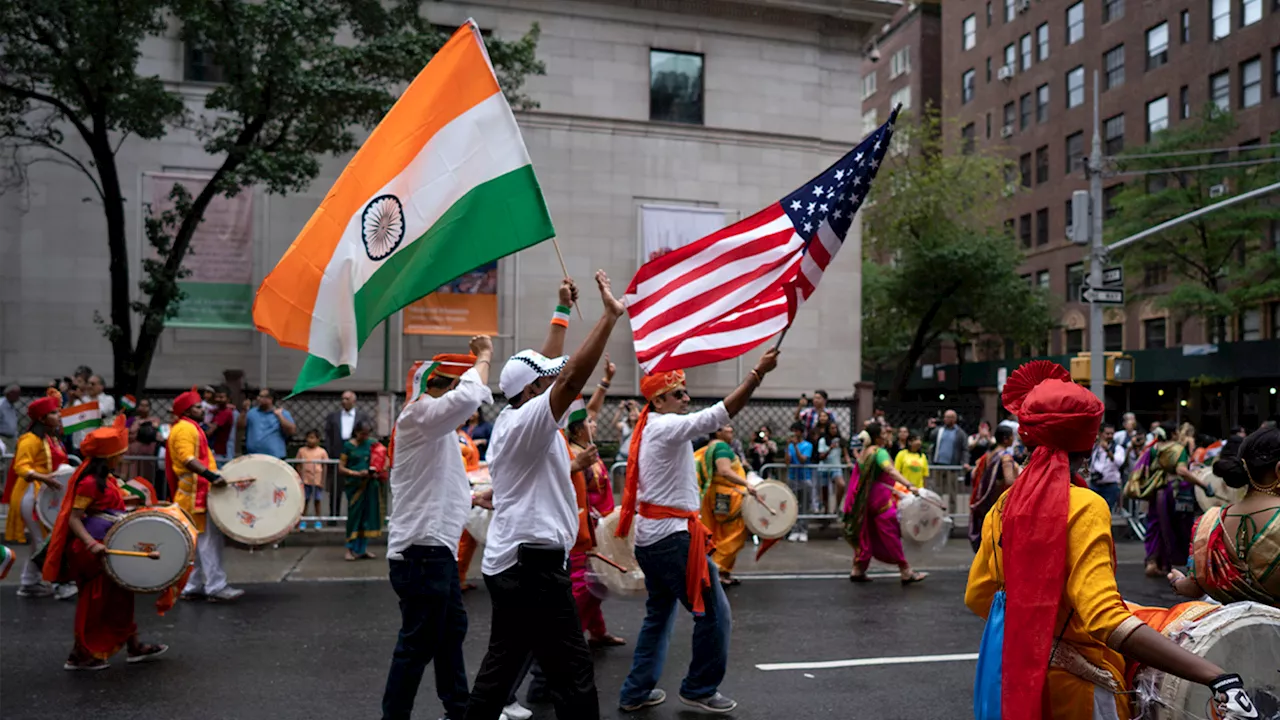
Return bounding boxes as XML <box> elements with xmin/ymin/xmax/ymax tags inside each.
<box><xmin>626</xmin><ymin>109</ymin><xmax>898</xmax><ymax>373</ymax></box>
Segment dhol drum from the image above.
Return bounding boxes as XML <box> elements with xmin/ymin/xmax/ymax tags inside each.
<box><xmin>898</xmin><ymin>488</ymin><xmax>950</xmax><ymax>544</ymax></box>
<box><xmin>741</xmin><ymin>479</ymin><xmax>799</xmax><ymax>540</ymax></box>
<box><xmin>35</xmin><ymin>464</ymin><xmax>76</xmax><ymax>530</ymax></box>
<box><xmin>208</xmin><ymin>454</ymin><xmax>305</xmax><ymax>545</ymax></box>
<box><xmin>1193</xmin><ymin>465</ymin><xmax>1247</xmax><ymax>512</ymax></box>
<box><xmin>585</xmin><ymin>508</ymin><xmax>646</xmax><ymax>599</ymax></box>
<box><xmin>103</xmin><ymin>504</ymin><xmax>197</xmax><ymax>592</ymax></box>
<box><xmin>465</xmin><ymin>483</ymin><xmax>492</xmax><ymax>544</ymax></box>
<box><xmin>1135</xmin><ymin>601</ymin><xmax>1280</xmax><ymax>720</ymax></box>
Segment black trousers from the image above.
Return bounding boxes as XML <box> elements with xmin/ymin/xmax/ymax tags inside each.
<box><xmin>464</xmin><ymin>545</ymin><xmax>598</xmax><ymax>720</ymax></box>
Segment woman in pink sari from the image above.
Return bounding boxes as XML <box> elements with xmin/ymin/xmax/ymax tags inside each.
<box><xmin>842</xmin><ymin>421</ymin><xmax>928</xmax><ymax>584</ymax></box>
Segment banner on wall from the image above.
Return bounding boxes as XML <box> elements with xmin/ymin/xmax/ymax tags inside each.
<box><xmin>403</xmin><ymin>261</ymin><xmax>499</xmax><ymax>336</ymax></box>
<box><xmin>145</xmin><ymin>173</ymin><xmax>255</xmax><ymax>329</ymax></box>
<box><xmin>639</xmin><ymin>205</ymin><xmax>730</xmax><ymax>265</ymax></box>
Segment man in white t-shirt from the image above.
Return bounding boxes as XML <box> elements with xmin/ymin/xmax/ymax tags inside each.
<box><xmin>614</xmin><ymin>350</ymin><xmax>779</xmax><ymax>715</ymax></box>
<box><xmin>464</xmin><ymin>271</ymin><xmax>625</xmax><ymax>720</ymax></box>
<box><xmin>72</xmin><ymin>375</ymin><xmax>116</xmax><ymax>450</ymax></box>
<box><xmin>381</xmin><ymin>337</ymin><xmax>494</xmax><ymax>720</ymax></box>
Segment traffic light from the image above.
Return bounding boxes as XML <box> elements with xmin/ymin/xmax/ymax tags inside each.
<box><xmin>1069</xmin><ymin>352</ymin><xmax>1134</xmax><ymax>385</ymax></box>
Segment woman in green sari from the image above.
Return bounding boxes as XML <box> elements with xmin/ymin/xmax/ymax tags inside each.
<box><xmin>340</xmin><ymin>421</ymin><xmax>382</xmax><ymax>561</ymax></box>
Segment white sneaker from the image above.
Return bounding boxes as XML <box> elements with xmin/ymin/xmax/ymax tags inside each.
<box><xmin>54</xmin><ymin>583</ymin><xmax>79</xmax><ymax>601</ymax></box>
<box><xmin>798</xmin><ymin>530</ymin><xmax>809</xmax><ymax>543</ymax></box>
<box><xmin>787</xmin><ymin>531</ymin><xmax>799</xmax><ymax>542</ymax></box>
<box><xmin>207</xmin><ymin>587</ymin><xmax>244</xmax><ymax>603</ymax></box>
<box><xmin>16</xmin><ymin>582</ymin><xmax>54</xmax><ymax>598</ymax></box>
<box><xmin>502</xmin><ymin>702</ymin><xmax>533</xmax><ymax>720</ymax></box>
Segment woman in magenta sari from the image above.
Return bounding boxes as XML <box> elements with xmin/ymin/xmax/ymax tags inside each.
<box><xmin>843</xmin><ymin>421</ymin><xmax>928</xmax><ymax>584</ymax></box>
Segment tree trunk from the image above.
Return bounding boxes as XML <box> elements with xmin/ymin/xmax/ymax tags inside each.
<box><xmin>890</xmin><ymin>285</ymin><xmax>960</xmax><ymax>401</ymax></box>
<box><xmin>89</xmin><ymin>125</ymin><xmax>136</xmax><ymax>398</ymax></box>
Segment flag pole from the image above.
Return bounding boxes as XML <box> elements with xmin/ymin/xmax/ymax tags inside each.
<box><xmin>772</xmin><ymin>324</ymin><xmax>792</xmax><ymax>351</ymax></box>
<box><xmin>550</xmin><ymin>237</ymin><xmax>585</xmax><ymax>320</ymax></box>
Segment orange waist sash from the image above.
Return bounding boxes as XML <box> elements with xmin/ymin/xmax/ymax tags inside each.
<box><xmin>638</xmin><ymin>501</ymin><xmax>715</xmax><ymax>614</ymax></box>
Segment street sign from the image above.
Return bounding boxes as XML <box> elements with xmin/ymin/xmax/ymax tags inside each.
<box><xmin>1082</xmin><ymin>286</ymin><xmax>1124</xmax><ymax>304</ymax></box>
<box><xmin>1102</xmin><ymin>266</ymin><xmax>1123</xmax><ymax>285</ymax></box>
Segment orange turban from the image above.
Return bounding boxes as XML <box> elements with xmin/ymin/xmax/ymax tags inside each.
<box><xmin>405</xmin><ymin>354</ymin><xmax>477</xmax><ymax>402</ymax></box>
<box><xmin>640</xmin><ymin>370</ymin><xmax>686</xmax><ymax>402</ymax></box>
<box><xmin>80</xmin><ymin>415</ymin><xmax>128</xmax><ymax>458</ymax></box>
<box><xmin>27</xmin><ymin>396</ymin><xmax>59</xmax><ymax>420</ymax></box>
<box><xmin>172</xmin><ymin>386</ymin><xmax>202</xmax><ymax>418</ymax></box>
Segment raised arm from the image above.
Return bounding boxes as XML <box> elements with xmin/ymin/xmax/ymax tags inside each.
<box><xmin>548</xmin><ymin>271</ymin><xmax>626</xmax><ymax>420</ymax></box>
<box><xmin>586</xmin><ymin>354</ymin><xmax>615</xmax><ymax>420</ymax></box>
<box><xmin>540</xmin><ymin>279</ymin><xmax>578</xmax><ymax>359</ymax></box>
<box><xmin>723</xmin><ymin>349</ymin><xmax>780</xmax><ymax>418</ymax></box>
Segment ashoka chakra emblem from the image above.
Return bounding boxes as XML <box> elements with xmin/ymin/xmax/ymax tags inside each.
<box><xmin>361</xmin><ymin>194</ymin><xmax>406</xmax><ymax>261</ymax></box>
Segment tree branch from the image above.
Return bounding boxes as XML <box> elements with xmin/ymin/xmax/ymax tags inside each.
<box><xmin>0</xmin><ymin>82</ymin><xmax>96</xmax><ymax>145</ymax></box>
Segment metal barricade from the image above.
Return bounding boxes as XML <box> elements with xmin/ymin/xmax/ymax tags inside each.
<box><xmin>757</xmin><ymin>461</ymin><xmax>972</xmax><ymax>526</ymax></box>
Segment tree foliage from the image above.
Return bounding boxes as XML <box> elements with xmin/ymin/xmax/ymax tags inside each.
<box><xmin>1</xmin><ymin>0</ymin><xmax>544</xmax><ymax>396</ymax></box>
<box><xmin>862</xmin><ymin>109</ymin><xmax>1053</xmax><ymax>399</ymax></box>
<box><xmin>1107</xmin><ymin>105</ymin><xmax>1280</xmax><ymax>342</ymax></box>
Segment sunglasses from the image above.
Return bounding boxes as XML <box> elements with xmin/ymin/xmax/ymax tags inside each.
<box><xmin>662</xmin><ymin>389</ymin><xmax>690</xmax><ymax>401</ymax></box>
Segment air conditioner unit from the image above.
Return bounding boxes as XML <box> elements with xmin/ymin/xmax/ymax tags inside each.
<box><xmin>998</xmin><ymin>65</ymin><xmax>1015</xmax><ymax>82</ymax></box>
<box><xmin>1209</xmin><ymin>183</ymin><xmax>1228</xmax><ymax>198</ymax></box>
<box><xmin>1000</xmin><ymin>124</ymin><xmax>1015</xmax><ymax>138</ymax></box>
<box><xmin>1017</xmin><ymin>0</ymin><xmax>1031</xmax><ymax>12</ymax></box>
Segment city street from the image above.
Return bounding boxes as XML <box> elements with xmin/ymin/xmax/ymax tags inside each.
<box><xmin>0</xmin><ymin>536</ymin><xmax>1166</xmax><ymax>720</ymax></box>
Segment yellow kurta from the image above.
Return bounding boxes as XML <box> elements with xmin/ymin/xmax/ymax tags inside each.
<box><xmin>966</xmin><ymin>486</ymin><xmax>1144</xmax><ymax>720</ymax></box>
<box><xmin>698</xmin><ymin>441</ymin><xmax>748</xmax><ymax>574</ymax></box>
<box><xmin>168</xmin><ymin>420</ymin><xmax>216</xmax><ymax>533</ymax></box>
<box><xmin>5</xmin><ymin>433</ymin><xmax>52</xmax><ymax>542</ymax></box>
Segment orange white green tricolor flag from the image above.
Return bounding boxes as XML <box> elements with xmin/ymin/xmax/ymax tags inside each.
<box><xmin>253</xmin><ymin>20</ymin><xmax>555</xmax><ymax>394</ymax></box>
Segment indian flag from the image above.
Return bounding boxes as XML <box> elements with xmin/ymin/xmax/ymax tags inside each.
<box><xmin>120</xmin><ymin>395</ymin><xmax>137</xmax><ymax>413</ymax></box>
<box><xmin>62</xmin><ymin>401</ymin><xmax>102</xmax><ymax>434</ymax></box>
<box><xmin>253</xmin><ymin>20</ymin><xmax>556</xmax><ymax>394</ymax></box>
<box><xmin>567</xmin><ymin>396</ymin><xmax>588</xmax><ymax>425</ymax></box>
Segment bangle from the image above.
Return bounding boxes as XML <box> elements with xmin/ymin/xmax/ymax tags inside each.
<box><xmin>551</xmin><ymin>305</ymin><xmax>571</xmax><ymax>328</ymax></box>
<box><xmin>749</xmin><ymin>370</ymin><xmax>763</xmax><ymax>383</ymax></box>
<box><xmin>598</xmin><ymin>380</ymin><xmax>611</xmax><ymax>389</ymax></box>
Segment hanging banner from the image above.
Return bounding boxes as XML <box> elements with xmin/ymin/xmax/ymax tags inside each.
<box><xmin>146</xmin><ymin>173</ymin><xmax>255</xmax><ymax>329</ymax></box>
<box><xmin>403</xmin><ymin>261</ymin><xmax>499</xmax><ymax>336</ymax></box>
<box><xmin>639</xmin><ymin>205</ymin><xmax>730</xmax><ymax>264</ymax></box>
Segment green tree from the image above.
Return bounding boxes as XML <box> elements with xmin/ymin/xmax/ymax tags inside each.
<box><xmin>1</xmin><ymin>0</ymin><xmax>543</xmax><ymax>396</ymax></box>
<box><xmin>863</xmin><ymin>110</ymin><xmax>1053</xmax><ymax>400</ymax></box>
<box><xmin>1107</xmin><ymin>106</ymin><xmax>1280</xmax><ymax>343</ymax></box>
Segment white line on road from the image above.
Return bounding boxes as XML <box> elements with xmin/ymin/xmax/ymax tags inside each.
<box><xmin>756</xmin><ymin>653</ymin><xmax>979</xmax><ymax>672</ymax></box>
<box><xmin>739</xmin><ymin>572</ymin><xmax>901</xmax><ymax>580</ymax></box>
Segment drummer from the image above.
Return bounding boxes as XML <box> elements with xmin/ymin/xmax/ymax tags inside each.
<box><xmin>42</xmin><ymin>415</ymin><xmax>168</xmax><ymax>670</ymax></box>
<box><xmin>697</xmin><ymin>424</ymin><xmax>760</xmax><ymax>587</ymax></box>
<box><xmin>615</xmin><ymin>349</ymin><xmax>779</xmax><ymax>715</ymax></box>
<box><xmin>381</xmin><ymin>338</ymin><xmax>493</xmax><ymax>720</ymax></box>
<box><xmin>3</xmin><ymin>391</ymin><xmax>76</xmax><ymax>600</ymax></box>
<box><xmin>168</xmin><ymin>386</ymin><xmax>244</xmax><ymax>603</ymax></box>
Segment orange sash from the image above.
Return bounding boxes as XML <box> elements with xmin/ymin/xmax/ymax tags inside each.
<box><xmin>638</xmin><ymin>501</ymin><xmax>715</xmax><ymax>614</ymax></box>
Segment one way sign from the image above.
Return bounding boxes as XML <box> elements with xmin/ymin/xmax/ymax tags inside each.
<box><xmin>1083</xmin><ymin>286</ymin><xmax>1124</xmax><ymax>304</ymax></box>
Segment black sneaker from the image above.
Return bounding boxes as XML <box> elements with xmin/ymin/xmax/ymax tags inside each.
<box><xmin>678</xmin><ymin>692</ymin><xmax>737</xmax><ymax>714</ymax></box>
<box><xmin>620</xmin><ymin>689</ymin><xmax>666</xmax><ymax>712</ymax></box>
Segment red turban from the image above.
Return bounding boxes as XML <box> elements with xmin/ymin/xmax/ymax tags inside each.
<box><xmin>639</xmin><ymin>370</ymin><xmax>685</xmax><ymax>401</ymax></box>
<box><xmin>80</xmin><ymin>415</ymin><xmax>128</xmax><ymax>458</ymax></box>
<box><xmin>27</xmin><ymin>396</ymin><xmax>59</xmax><ymax>421</ymax></box>
<box><xmin>172</xmin><ymin>386</ymin><xmax>202</xmax><ymax>418</ymax></box>
<box><xmin>998</xmin><ymin>361</ymin><xmax>1103</xmax><ymax>720</ymax></box>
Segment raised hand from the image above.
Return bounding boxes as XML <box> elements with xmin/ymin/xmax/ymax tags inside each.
<box><xmin>755</xmin><ymin>348</ymin><xmax>780</xmax><ymax>376</ymax></box>
<box><xmin>595</xmin><ymin>270</ymin><xmax>625</xmax><ymax>318</ymax></box>
<box><xmin>571</xmin><ymin>444</ymin><xmax>600</xmax><ymax>472</ymax></box>
<box><xmin>469</xmin><ymin>335</ymin><xmax>493</xmax><ymax>357</ymax></box>
<box><xmin>559</xmin><ymin>278</ymin><xmax>578</xmax><ymax>307</ymax></box>
<box><xmin>603</xmin><ymin>353</ymin><xmax>616</xmax><ymax>381</ymax></box>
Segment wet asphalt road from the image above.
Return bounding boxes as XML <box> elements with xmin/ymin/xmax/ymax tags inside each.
<box><xmin>0</xmin><ymin>568</ymin><xmax>1175</xmax><ymax>720</ymax></box>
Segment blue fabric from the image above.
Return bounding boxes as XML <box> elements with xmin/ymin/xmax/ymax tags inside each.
<box><xmin>382</xmin><ymin>548</ymin><xmax>469</xmax><ymax>720</ymax></box>
<box><xmin>787</xmin><ymin>440</ymin><xmax>813</xmax><ymax>482</ymax></box>
<box><xmin>934</xmin><ymin>426</ymin><xmax>964</xmax><ymax>466</ymax></box>
<box><xmin>244</xmin><ymin>407</ymin><xmax>293</xmax><ymax>458</ymax></box>
<box><xmin>973</xmin><ymin>590</ymin><xmax>1005</xmax><ymax>720</ymax></box>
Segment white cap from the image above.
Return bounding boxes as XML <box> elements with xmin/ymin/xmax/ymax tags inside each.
<box><xmin>499</xmin><ymin>350</ymin><xmax>568</xmax><ymax>398</ymax></box>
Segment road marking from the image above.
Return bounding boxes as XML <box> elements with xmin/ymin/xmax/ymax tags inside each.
<box><xmin>756</xmin><ymin>652</ymin><xmax>979</xmax><ymax>672</ymax></box>
<box><xmin>287</xmin><ymin>575</ymin><xmax>386</xmax><ymax>583</ymax></box>
<box><xmin>739</xmin><ymin>572</ymin><xmax>901</xmax><ymax>580</ymax></box>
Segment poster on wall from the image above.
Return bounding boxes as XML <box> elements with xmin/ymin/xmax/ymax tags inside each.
<box><xmin>639</xmin><ymin>204</ymin><xmax>730</xmax><ymax>264</ymax></box>
<box><xmin>403</xmin><ymin>261</ymin><xmax>499</xmax><ymax>336</ymax></box>
<box><xmin>145</xmin><ymin>173</ymin><xmax>255</xmax><ymax>329</ymax></box>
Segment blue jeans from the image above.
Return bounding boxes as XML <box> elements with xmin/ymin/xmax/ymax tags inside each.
<box><xmin>619</xmin><ymin>531</ymin><xmax>732</xmax><ymax>706</ymax></box>
<box><xmin>1090</xmin><ymin>482</ymin><xmax>1122</xmax><ymax>513</ymax></box>
<box><xmin>382</xmin><ymin>546</ymin><xmax>469</xmax><ymax>720</ymax></box>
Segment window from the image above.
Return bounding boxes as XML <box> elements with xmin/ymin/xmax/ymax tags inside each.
<box><xmin>862</xmin><ymin>73</ymin><xmax>877</xmax><ymax>100</ymax></box>
<box><xmin>1021</xmin><ymin>34</ymin><xmax>1033</xmax><ymax>71</ymax></box>
<box><xmin>1037</xmin><ymin>23</ymin><xmax>1050</xmax><ymax>61</ymax></box>
<box><xmin>890</xmin><ymin>87</ymin><xmax>913</xmax><ymax>112</ymax></box>
<box><xmin>1036</xmin><ymin>270</ymin><xmax>1051</xmax><ymax>289</ymax></box>
<box><xmin>1006</xmin><ymin>0</ymin><xmax>1016</xmax><ymax>23</ymax></box>
<box><xmin>961</xmin><ymin>122</ymin><xmax>976</xmax><ymax>154</ymax></box>
<box><xmin>1104</xmin><ymin>114</ymin><xmax>1125</xmax><ymax>154</ymax></box>
<box><xmin>1142</xmin><ymin>264</ymin><xmax>1169</xmax><ymax>287</ymax></box>
<box><xmin>183</xmin><ymin>45</ymin><xmax>225</xmax><ymax>83</ymax></box>
<box><xmin>987</xmin><ymin>1</ymin><xmax>993</xmax><ymax>26</ymax></box>
<box><xmin>1147</xmin><ymin>23</ymin><xmax>1169</xmax><ymax>70</ymax></box>
<box><xmin>1180</xmin><ymin>85</ymin><xmax>1190</xmax><ymax>118</ymax></box>
<box><xmin>1210</xmin><ymin>70</ymin><xmax>1230</xmax><ymax>110</ymax></box>
<box><xmin>1066</xmin><ymin>131</ymin><xmax>1084</xmax><ymax>174</ymax></box>
<box><xmin>1104</xmin><ymin>0</ymin><xmax>1124</xmax><ymax>23</ymax></box>
<box><xmin>1023</xmin><ymin>217</ymin><xmax>1036</xmax><ymax>250</ymax></box>
<box><xmin>1241</xmin><ymin>308</ymin><xmax>1262</xmax><ymax>341</ymax></box>
<box><xmin>1180</xmin><ymin>10</ymin><xmax>1191</xmax><ymax>43</ymax></box>
<box><xmin>1020</xmin><ymin>153</ymin><xmax>1033</xmax><ymax>187</ymax></box>
<box><xmin>986</xmin><ymin>112</ymin><xmax>992</xmax><ymax>138</ymax></box>
<box><xmin>1004</xmin><ymin>101</ymin><xmax>1016</xmax><ymax>131</ymax></box>
<box><xmin>1146</xmin><ymin>96</ymin><xmax>1169</xmax><ymax>139</ymax></box>
<box><xmin>1066</xmin><ymin>2</ymin><xmax>1085</xmax><ymax>44</ymax></box>
<box><xmin>1066</xmin><ymin>329</ymin><xmax>1085</xmax><ymax>353</ymax></box>
<box><xmin>987</xmin><ymin>57</ymin><xmax>993</xmax><ymax>83</ymax></box>
<box><xmin>1242</xmin><ymin>0</ymin><xmax>1261</xmax><ymax>26</ymax></box>
<box><xmin>1212</xmin><ymin>0</ymin><xmax>1230</xmax><ymax>39</ymax></box>
<box><xmin>962</xmin><ymin>69</ymin><xmax>976</xmax><ymax>104</ymax></box>
<box><xmin>891</xmin><ymin>46</ymin><xmax>911</xmax><ymax>79</ymax></box>
<box><xmin>1104</xmin><ymin>323</ymin><xmax>1124</xmax><ymax>352</ymax></box>
<box><xmin>1036</xmin><ymin>208</ymin><xmax>1050</xmax><ymax>245</ymax></box>
<box><xmin>1276</xmin><ymin>47</ymin><xmax>1280</xmax><ymax>97</ymax></box>
<box><xmin>1065</xmin><ymin>198</ymin><xmax>1076</xmax><ymax>238</ymax></box>
<box><xmin>1005</xmin><ymin>218</ymin><xmax>1016</xmax><ymax>239</ymax></box>
<box><xmin>1020</xmin><ymin>93</ymin><xmax>1033</xmax><ymax>129</ymax></box>
<box><xmin>862</xmin><ymin>109</ymin><xmax>879</xmax><ymax>135</ymax></box>
<box><xmin>1004</xmin><ymin>43</ymin><xmax>1016</xmax><ymax>72</ymax></box>
<box><xmin>1067</xmin><ymin>263</ymin><xmax>1086</xmax><ymax>301</ymax></box>
<box><xmin>1037</xmin><ymin>83</ymin><xmax>1050</xmax><ymax>122</ymax></box>
<box><xmin>650</xmin><ymin>50</ymin><xmax>704</xmax><ymax>124</ymax></box>
<box><xmin>1067</xmin><ymin>66</ymin><xmax>1085</xmax><ymax>108</ymax></box>
<box><xmin>1036</xmin><ymin>145</ymin><xmax>1050</xmax><ymax>183</ymax></box>
<box><xmin>1144</xmin><ymin>318</ymin><xmax>1167</xmax><ymax>349</ymax></box>
<box><xmin>1241</xmin><ymin>57</ymin><xmax>1261</xmax><ymax>108</ymax></box>
<box><xmin>1103</xmin><ymin>184</ymin><xmax>1123</xmax><ymax>219</ymax></box>
<box><xmin>1104</xmin><ymin>45</ymin><xmax>1125</xmax><ymax>89</ymax></box>
<box><xmin>964</xmin><ymin>15</ymin><xmax>978</xmax><ymax>50</ymax></box>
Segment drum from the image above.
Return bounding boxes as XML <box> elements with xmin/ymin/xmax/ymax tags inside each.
<box><xmin>465</xmin><ymin>507</ymin><xmax>493</xmax><ymax>544</ymax></box>
<box><xmin>1193</xmin><ymin>466</ymin><xmax>1247</xmax><ymax>512</ymax></box>
<box><xmin>103</xmin><ymin>504</ymin><xmax>197</xmax><ymax>592</ymax></box>
<box><xmin>1135</xmin><ymin>601</ymin><xmax>1280</xmax><ymax>719</ymax></box>
<box><xmin>208</xmin><ymin>454</ymin><xmax>305</xmax><ymax>545</ymax></box>
<box><xmin>742</xmin><ymin>480</ymin><xmax>798</xmax><ymax>540</ymax></box>
<box><xmin>35</xmin><ymin>464</ymin><xmax>76</xmax><ymax>530</ymax></box>
<box><xmin>898</xmin><ymin>488</ymin><xmax>949</xmax><ymax>544</ymax></box>
<box><xmin>466</xmin><ymin>466</ymin><xmax>491</xmax><ymax>485</ymax></box>
<box><xmin>586</xmin><ymin>508</ymin><xmax>645</xmax><ymax>598</ymax></box>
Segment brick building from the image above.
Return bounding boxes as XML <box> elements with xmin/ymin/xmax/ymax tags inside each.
<box><xmin>859</xmin><ymin>0</ymin><xmax>943</xmax><ymax>135</ymax></box>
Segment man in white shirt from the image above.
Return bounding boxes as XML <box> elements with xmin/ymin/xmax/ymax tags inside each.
<box><xmin>614</xmin><ymin>350</ymin><xmax>779</xmax><ymax>715</ymax></box>
<box><xmin>72</xmin><ymin>375</ymin><xmax>115</xmax><ymax>451</ymax></box>
<box><xmin>465</xmin><ymin>271</ymin><xmax>625</xmax><ymax>720</ymax></box>
<box><xmin>381</xmin><ymin>338</ymin><xmax>494</xmax><ymax>720</ymax></box>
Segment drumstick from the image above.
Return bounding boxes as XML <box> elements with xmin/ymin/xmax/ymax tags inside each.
<box><xmin>753</xmin><ymin>494</ymin><xmax>779</xmax><ymax>516</ymax></box>
<box><xmin>586</xmin><ymin>552</ymin><xmax>628</xmax><ymax>573</ymax></box>
<box><xmin>105</xmin><ymin>549</ymin><xmax>160</xmax><ymax>560</ymax></box>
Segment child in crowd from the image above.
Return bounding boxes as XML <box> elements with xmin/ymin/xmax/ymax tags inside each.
<box><xmin>894</xmin><ymin>433</ymin><xmax>930</xmax><ymax>489</ymax></box>
<box><xmin>296</xmin><ymin>430</ymin><xmax>329</xmax><ymax>530</ymax></box>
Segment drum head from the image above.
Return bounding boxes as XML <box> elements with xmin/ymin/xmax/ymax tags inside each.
<box><xmin>898</xmin><ymin>489</ymin><xmax>949</xmax><ymax>544</ymax></box>
<box><xmin>36</xmin><ymin>465</ymin><xmax>75</xmax><ymax>530</ymax></box>
<box><xmin>586</xmin><ymin>509</ymin><xmax>645</xmax><ymax>598</ymax></box>
<box><xmin>742</xmin><ymin>480</ymin><xmax>798</xmax><ymax>540</ymax></box>
<box><xmin>209</xmin><ymin>454</ymin><xmax>305</xmax><ymax>545</ymax></box>
<box><xmin>1193</xmin><ymin>467</ymin><xmax>1247</xmax><ymax>512</ymax></box>
<box><xmin>105</xmin><ymin>512</ymin><xmax>193</xmax><ymax>592</ymax></box>
<box><xmin>465</xmin><ymin>506</ymin><xmax>492</xmax><ymax>545</ymax></box>
<box><xmin>467</xmin><ymin>467</ymin><xmax>491</xmax><ymax>485</ymax></box>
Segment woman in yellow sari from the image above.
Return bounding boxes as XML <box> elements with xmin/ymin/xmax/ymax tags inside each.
<box><xmin>698</xmin><ymin>425</ymin><xmax>759</xmax><ymax>586</ymax></box>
